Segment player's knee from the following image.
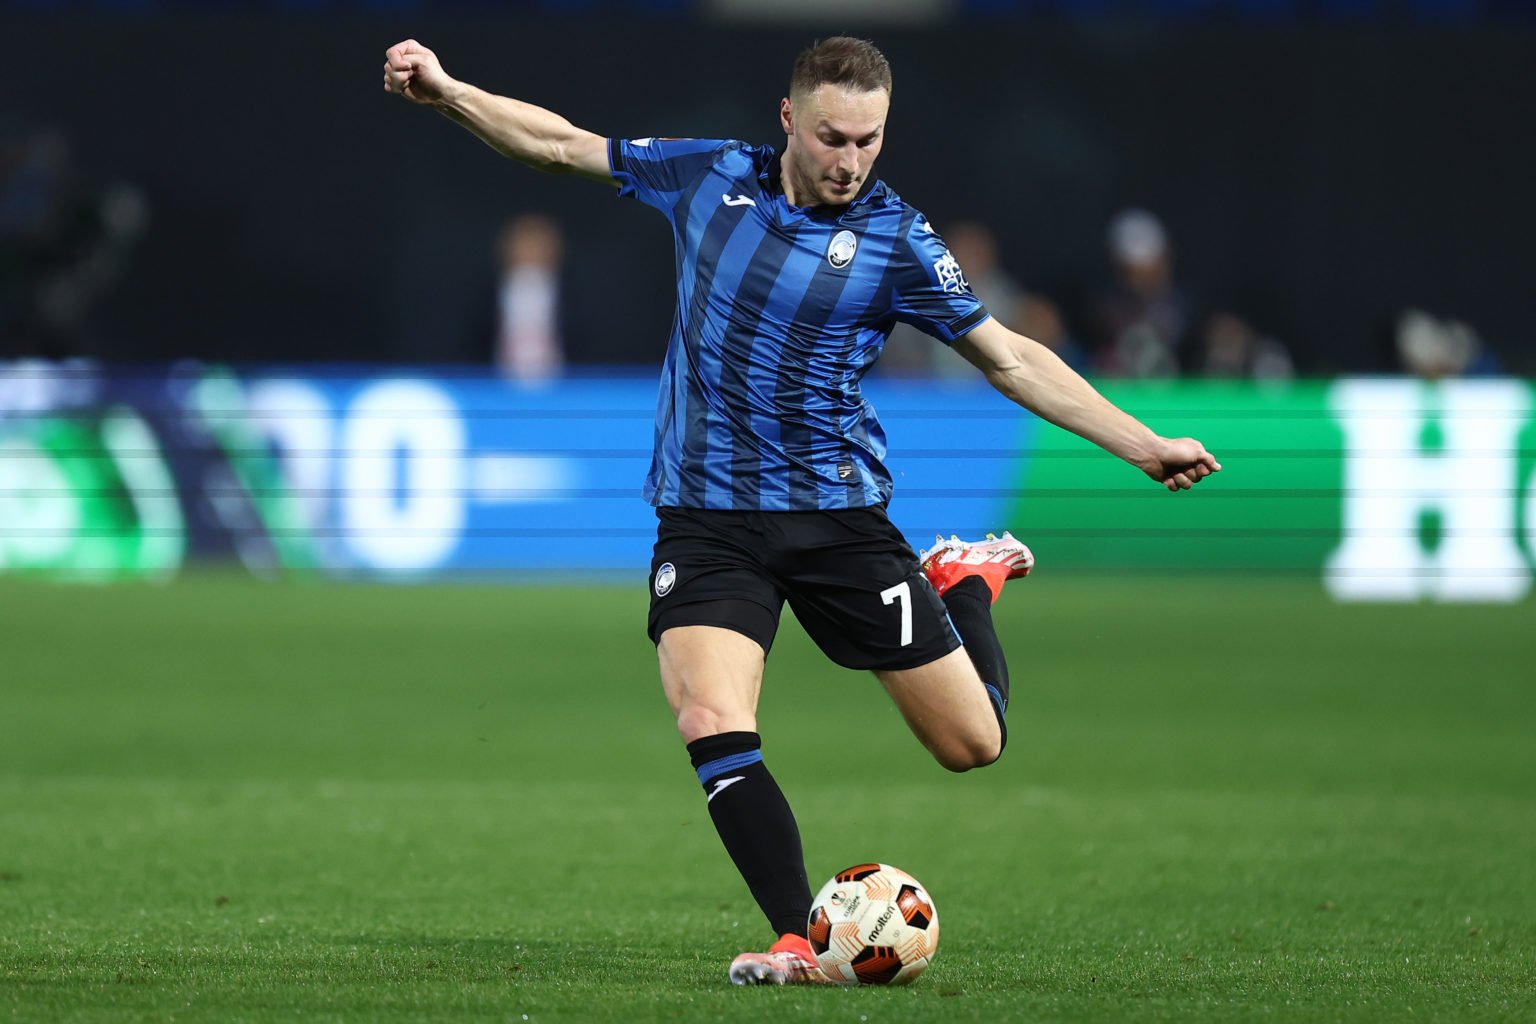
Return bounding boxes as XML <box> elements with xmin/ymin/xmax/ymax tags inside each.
<box><xmin>674</xmin><ymin>702</ymin><xmax>755</xmax><ymax>744</ymax></box>
<box><xmin>674</xmin><ymin>703</ymin><xmax>721</xmax><ymax>743</ymax></box>
<box><xmin>932</xmin><ymin>728</ymin><xmax>1003</xmax><ymax>773</ymax></box>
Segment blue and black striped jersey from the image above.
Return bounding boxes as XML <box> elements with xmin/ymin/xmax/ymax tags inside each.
<box><xmin>610</xmin><ymin>137</ymin><xmax>990</xmax><ymax>511</ymax></box>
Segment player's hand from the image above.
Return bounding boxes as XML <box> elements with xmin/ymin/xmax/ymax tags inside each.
<box><xmin>383</xmin><ymin>39</ymin><xmax>454</xmax><ymax>106</ymax></box>
<box><xmin>1137</xmin><ymin>437</ymin><xmax>1221</xmax><ymax>491</ymax></box>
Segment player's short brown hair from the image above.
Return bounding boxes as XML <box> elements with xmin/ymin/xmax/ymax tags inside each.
<box><xmin>790</xmin><ymin>37</ymin><xmax>892</xmax><ymax>101</ymax></box>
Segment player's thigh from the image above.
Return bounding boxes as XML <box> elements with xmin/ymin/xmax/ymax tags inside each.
<box><xmin>648</xmin><ymin>507</ymin><xmax>785</xmax><ymax>741</ymax></box>
<box><xmin>876</xmin><ymin>649</ymin><xmax>1001</xmax><ymax>771</ymax></box>
<box><xmin>657</xmin><ymin>624</ymin><xmax>768</xmax><ymax>741</ymax></box>
<box><xmin>648</xmin><ymin>507</ymin><xmax>785</xmax><ymax>651</ymax></box>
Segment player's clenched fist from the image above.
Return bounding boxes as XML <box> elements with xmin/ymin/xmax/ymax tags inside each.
<box><xmin>383</xmin><ymin>39</ymin><xmax>454</xmax><ymax>105</ymax></box>
<box><xmin>1140</xmin><ymin>437</ymin><xmax>1222</xmax><ymax>491</ymax></box>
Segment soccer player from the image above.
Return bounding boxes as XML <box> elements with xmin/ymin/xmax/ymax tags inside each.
<box><xmin>383</xmin><ymin>37</ymin><xmax>1220</xmax><ymax>985</ymax></box>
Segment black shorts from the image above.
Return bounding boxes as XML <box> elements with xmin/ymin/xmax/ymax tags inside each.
<box><xmin>646</xmin><ymin>506</ymin><xmax>961</xmax><ymax>672</ymax></box>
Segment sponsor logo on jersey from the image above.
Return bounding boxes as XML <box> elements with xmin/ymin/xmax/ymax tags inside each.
<box><xmin>934</xmin><ymin>251</ymin><xmax>969</xmax><ymax>295</ymax></box>
<box><xmin>654</xmin><ymin>562</ymin><xmax>677</xmax><ymax>597</ymax></box>
<box><xmin>836</xmin><ymin>460</ymin><xmax>855</xmax><ymax>481</ymax></box>
<box><xmin>827</xmin><ymin>229</ymin><xmax>858</xmax><ymax>269</ymax></box>
<box><xmin>722</xmin><ymin>194</ymin><xmax>756</xmax><ymax>207</ymax></box>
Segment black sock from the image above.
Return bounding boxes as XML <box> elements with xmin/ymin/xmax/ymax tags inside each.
<box><xmin>687</xmin><ymin>731</ymin><xmax>811</xmax><ymax>938</ymax></box>
<box><xmin>943</xmin><ymin>574</ymin><xmax>1011</xmax><ymax>751</ymax></box>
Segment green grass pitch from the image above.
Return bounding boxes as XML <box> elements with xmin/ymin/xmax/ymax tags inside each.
<box><xmin>2</xmin><ymin>572</ymin><xmax>1533</xmax><ymax>1022</ymax></box>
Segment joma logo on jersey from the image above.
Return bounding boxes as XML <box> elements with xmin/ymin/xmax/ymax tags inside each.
<box><xmin>934</xmin><ymin>252</ymin><xmax>968</xmax><ymax>295</ymax></box>
<box><xmin>827</xmin><ymin>230</ymin><xmax>858</xmax><ymax>269</ymax></box>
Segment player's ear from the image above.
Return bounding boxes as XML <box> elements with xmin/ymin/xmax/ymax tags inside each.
<box><xmin>779</xmin><ymin>97</ymin><xmax>793</xmax><ymax>136</ymax></box>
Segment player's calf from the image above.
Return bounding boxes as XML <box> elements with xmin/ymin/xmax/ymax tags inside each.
<box><xmin>919</xmin><ymin>531</ymin><xmax>1031</xmax><ymax>756</ymax></box>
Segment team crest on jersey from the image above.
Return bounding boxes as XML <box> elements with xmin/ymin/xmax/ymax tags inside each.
<box><xmin>827</xmin><ymin>230</ymin><xmax>858</xmax><ymax>269</ymax></box>
<box><xmin>654</xmin><ymin>562</ymin><xmax>677</xmax><ymax>597</ymax></box>
<box><xmin>934</xmin><ymin>251</ymin><xmax>969</xmax><ymax>295</ymax></box>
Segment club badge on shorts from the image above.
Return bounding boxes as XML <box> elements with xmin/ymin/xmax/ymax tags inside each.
<box><xmin>654</xmin><ymin>562</ymin><xmax>677</xmax><ymax>597</ymax></box>
<box><xmin>826</xmin><ymin>230</ymin><xmax>857</xmax><ymax>269</ymax></box>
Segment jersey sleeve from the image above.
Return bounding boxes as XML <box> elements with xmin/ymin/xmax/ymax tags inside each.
<box><xmin>608</xmin><ymin>137</ymin><xmax>734</xmax><ymax>217</ymax></box>
<box><xmin>889</xmin><ymin>215</ymin><xmax>992</xmax><ymax>344</ymax></box>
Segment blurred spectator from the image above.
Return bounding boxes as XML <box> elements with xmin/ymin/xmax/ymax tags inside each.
<box><xmin>0</xmin><ymin>120</ymin><xmax>148</xmax><ymax>358</ymax></box>
<box><xmin>880</xmin><ymin>219</ymin><xmax>1081</xmax><ymax>377</ymax></box>
<box><xmin>1197</xmin><ymin>311</ymin><xmax>1294</xmax><ymax>381</ymax></box>
<box><xmin>1394</xmin><ymin>308</ymin><xmax>1501</xmax><ymax>379</ymax></box>
<box><xmin>1091</xmin><ymin>208</ymin><xmax>1187</xmax><ymax>378</ymax></box>
<box><xmin>494</xmin><ymin>212</ymin><xmax>565</xmax><ymax>382</ymax></box>
<box><xmin>1093</xmin><ymin>207</ymin><xmax>1294</xmax><ymax>380</ymax></box>
<box><xmin>1017</xmin><ymin>290</ymin><xmax>1090</xmax><ymax>376</ymax></box>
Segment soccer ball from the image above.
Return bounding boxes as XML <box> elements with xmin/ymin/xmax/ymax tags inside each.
<box><xmin>807</xmin><ymin>863</ymin><xmax>939</xmax><ymax>985</ymax></box>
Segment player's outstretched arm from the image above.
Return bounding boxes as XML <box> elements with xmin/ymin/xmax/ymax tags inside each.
<box><xmin>954</xmin><ymin>318</ymin><xmax>1221</xmax><ymax>491</ymax></box>
<box><xmin>382</xmin><ymin>39</ymin><xmax>614</xmax><ymax>183</ymax></box>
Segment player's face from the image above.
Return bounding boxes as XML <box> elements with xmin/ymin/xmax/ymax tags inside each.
<box><xmin>780</xmin><ymin>85</ymin><xmax>889</xmax><ymax>207</ymax></box>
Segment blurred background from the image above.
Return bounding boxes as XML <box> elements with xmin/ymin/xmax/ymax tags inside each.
<box><xmin>1</xmin><ymin>0</ymin><xmax>1533</xmax><ymax>596</ymax></box>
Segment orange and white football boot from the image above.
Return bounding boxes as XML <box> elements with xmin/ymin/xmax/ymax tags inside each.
<box><xmin>919</xmin><ymin>531</ymin><xmax>1034</xmax><ymax>603</ymax></box>
<box><xmin>728</xmin><ymin>933</ymin><xmax>829</xmax><ymax>986</ymax></box>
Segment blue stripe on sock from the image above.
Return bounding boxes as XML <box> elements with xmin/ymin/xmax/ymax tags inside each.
<box><xmin>695</xmin><ymin>749</ymin><xmax>763</xmax><ymax>786</ymax></box>
<box><xmin>984</xmin><ymin>683</ymin><xmax>1007</xmax><ymax>717</ymax></box>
